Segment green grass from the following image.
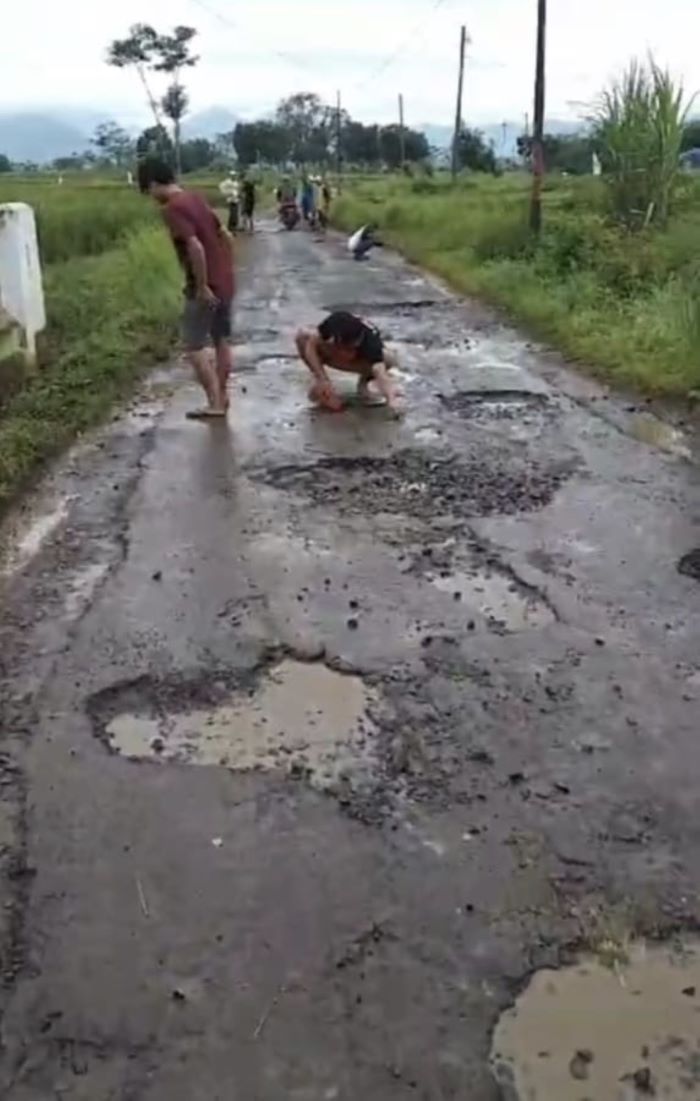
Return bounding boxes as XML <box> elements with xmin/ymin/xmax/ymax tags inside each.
<box><xmin>0</xmin><ymin>174</ymin><xmax>222</xmax><ymax>263</ymax></box>
<box><xmin>0</xmin><ymin>223</ymin><xmax>180</xmax><ymax>507</ymax></box>
<box><xmin>333</xmin><ymin>173</ymin><xmax>700</xmax><ymax>396</ymax></box>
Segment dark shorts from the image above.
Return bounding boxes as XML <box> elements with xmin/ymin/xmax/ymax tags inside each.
<box><xmin>182</xmin><ymin>297</ymin><xmax>233</xmax><ymax>352</ymax></box>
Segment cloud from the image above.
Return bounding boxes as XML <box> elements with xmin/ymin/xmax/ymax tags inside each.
<box><xmin>0</xmin><ymin>0</ymin><xmax>698</xmax><ymax>127</ymax></box>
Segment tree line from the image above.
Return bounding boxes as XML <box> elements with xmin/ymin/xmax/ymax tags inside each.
<box><xmin>231</xmin><ymin>92</ymin><xmax>429</xmax><ymax>169</ymax></box>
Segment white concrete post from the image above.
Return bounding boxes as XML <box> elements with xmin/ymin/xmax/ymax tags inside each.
<box><xmin>0</xmin><ymin>202</ymin><xmax>46</xmax><ymax>366</ymax></box>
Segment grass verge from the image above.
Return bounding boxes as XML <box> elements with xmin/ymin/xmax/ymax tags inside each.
<box><xmin>333</xmin><ymin>175</ymin><xmax>700</xmax><ymax>397</ymax></box>
<box><xmin>0</xmin><ymin>225</ymin><xmax>180</xmax><ymax>508</ymax></box>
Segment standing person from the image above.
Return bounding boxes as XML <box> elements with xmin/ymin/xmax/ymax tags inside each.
<box><xmin>219</xmin><ymin>171</ymin><xmax>240</xmax><ymax>234</ymax></box>
<box><xmin>300</xmin><ymin>174</ymin><xmax>315</xmax><ymax>225</ymax></box>
<box><xmin>295</xmin><ymin>311</ymin><xmax>401</xmax><ymax>414</ymax></box>
<box><xmin>138</xmin><ymin>158</ymin><xmax>235</xmax><ymax>420</ymax></box>
<box><xmin>241</xmin><ymin>174</ymin><xmax>256</xmax><ymax>233</ymax></box>
<box><xmin>321</xmin><ymin>178</ymin><xmax>332</xmax><ymax>218</ymax></box>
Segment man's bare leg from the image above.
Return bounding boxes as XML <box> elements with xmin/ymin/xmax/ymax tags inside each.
<box><xmin>215</xmin><ymin>341</ymin><xmax>233</xmax><ymax>411</ymax></box>
<box><xmin>370</xmin><ymin>362</ymin><xmax>402</xmax><ymax>415</ymax></box>
<box><xmin>187</xmin><ymin>348</ymin><xmax>226</xmax><ymax>418</ymax></box>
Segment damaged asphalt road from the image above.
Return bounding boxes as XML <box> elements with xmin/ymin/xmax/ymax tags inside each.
<box><xmin>0</xmin><ymin>222</ymin><xmax>699</xmax><ymax>1100</ymax></box>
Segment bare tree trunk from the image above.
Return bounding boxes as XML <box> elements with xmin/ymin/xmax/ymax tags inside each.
<box><xmin>174</xmin><ymin>117</ymin><xmax>182</xmax><ymax>175</ymax></box>
<box><xmin>137</xmin><ymin>64</ymin><xmax>162</xmax><ymax>130</ymax></box>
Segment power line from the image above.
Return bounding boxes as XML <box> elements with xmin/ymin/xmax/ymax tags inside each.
<box><xmin>186</xmin><ymin>0</ymin><xmax>325</xmax><ymax>79</ymax></box>
<box><xmin>351</xmin><ymin>0</ymin><xmax>451</xmax><ymax>93</ymax></box>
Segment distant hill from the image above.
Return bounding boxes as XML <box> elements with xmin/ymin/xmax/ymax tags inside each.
<box><xmin>183</xmin><ymin>107</ymin><xmax>237</xmax><ymax>140</ymax></box>
<box><xmin>421</xmin><ymin>119</ymin><xmax>584</xmax><ymax>159</ymax></box>
<box><xmin>0</xmin><ymin>112</ymin><xmax>88</xmax><ymax>163</ymax></box>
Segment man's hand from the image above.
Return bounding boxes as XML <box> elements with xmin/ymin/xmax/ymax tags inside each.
<box><xmin>197</xmin><ymin>285</ymin><xmax>219</xmax><ymax>308</ymax></box>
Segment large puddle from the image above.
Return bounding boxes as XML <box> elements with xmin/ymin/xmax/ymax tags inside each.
<box><xmin>491</xmin><ymin>938</ymin><xmax>700</xmax><ymax>1100</ymax></box>
<box><xmin>429</xmin><ymin>570</ymin><xmax>554</xmax><ymax>631</ymax></box>
<box><xmin>105</xmin><ymin>660</ymin><xmax>378</xmax><ymax>792</ymax></box>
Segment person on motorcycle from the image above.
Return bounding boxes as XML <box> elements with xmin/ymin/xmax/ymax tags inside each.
<box><xmin>294</xmin><ymin>311</ymin><xmax>401</xmax><ymax>415</ymax></box>
<box><xmin>276</xmin><ymin>176</ymin><xmax>296</xmax><ymax>204</ymax></box>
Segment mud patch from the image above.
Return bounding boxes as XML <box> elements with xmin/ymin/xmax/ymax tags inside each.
<box><xmin>429</xmin><ymin>569</ymin><xmax>554</xmax><ymax>631</ymax></box>
<box><xmin>491</xmin><ymin>937</ymin><xmax>700</xmax><ymax>1100</ymax></box>
<box><xmin>438</xmin><ymin>390</ymin><xmax>552</xmax><ymax>420</ymax></box>
<box><xmin>102</xmin><ymin>660</ymin><xmax>378</xmax><ymax>794</ymax></box>
<box><xmin>258</xmin><ymin>450</ymin><xmax>570</xmax><ymax>520</ymax></box>
<box><xmin>678</xmin><ymin>548</ymin><xmax>700</xmax><ymax>582</ymax></box>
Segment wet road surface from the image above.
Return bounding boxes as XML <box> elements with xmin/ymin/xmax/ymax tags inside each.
<box><xmin>0</xmin><ymin>222</ymin><xmax>699</xmax><ymax>1099</ymax></box>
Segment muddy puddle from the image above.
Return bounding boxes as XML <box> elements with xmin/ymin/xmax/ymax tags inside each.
<box><xmin>429</xmin><ymin>570</ymin><xmax>554</xmax><ymax>631</ymax></box>
<box><xmin>105</xmin><ymin>660</ymin><xmax>378</xmax><ymax>793</ymax></box>
<box><xmin>491</xmin><ymin>937</ymin><xmax>700</xmax><ymax>1100</ymax></box>
<box><xmin>629</xmin><ymin>414</ymin><xmax>691</xmax><ymax>459</ymax></box>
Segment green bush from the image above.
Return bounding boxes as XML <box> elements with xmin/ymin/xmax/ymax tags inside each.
<box><xmin>331</xmin><ymin>171</ymin><xmax>700</xmax><ymax>396</ymax></box>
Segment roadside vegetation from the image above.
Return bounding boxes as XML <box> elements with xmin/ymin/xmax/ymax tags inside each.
<box><xmin>335</xmin><ymin>59</ymin><xmax>700</xmax><ymax>398</ymax></box>
<box><xmin>0</xmin><ymin>177</ymin><xmax>183</xmax><ymax>508</ymax></box>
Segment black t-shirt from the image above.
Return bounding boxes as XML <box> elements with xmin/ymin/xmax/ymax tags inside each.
<box><xmin>318</xmin><ymin>312</ymin><xmax>384</xmax><ymax>364</ymax></box>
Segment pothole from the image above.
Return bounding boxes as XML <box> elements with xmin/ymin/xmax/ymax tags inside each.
<box><xmin>323</xmin><ymin>299</ymin><xmax>451</xmax><ymax>314</ymax></box>
<box><xmin>429</xmin><ymin>569</ymin><xmax>554</xmax><ymax>631</ymax></box>
<box><xmin>438</xmin><ymin>390</ymin><xmax>552</xmax><ymax>420</ymax></box>
<box><xmin>257</xmin><ymin>450</ymin><xmax>570</xmax><ymax>520</ymax></box>
<box><xmin>678</xmin><ymin>548</ymin><xmax>700</xmax><ymax>582</ymax></box>
<box><xmin>102</xmin><ymin>660</ymin><xmax>379</xmax><ymax>793</ymax></box>
<box><xmin>491</xmin><ymin>937</ymin><xmax>700</xmax><ymax>1100</ymax></box>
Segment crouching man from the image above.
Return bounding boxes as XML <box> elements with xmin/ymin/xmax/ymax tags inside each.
<box><xmin>295</xmin><ymin>311</ymin><xmax>401</xmax><ymax>415</ymax></box>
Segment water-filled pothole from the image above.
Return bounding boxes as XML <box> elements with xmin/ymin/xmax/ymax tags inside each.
<box><xmin>491</xmin><ymin>937</ymin><xmax>700</xmax><ymax>1100</ymax></box>
<box><xmin>438</xmin><ymin>390</ymin><xmax>552</xmax><ymax>420</ymax></box>
<box><xmin>258</xmin><ymin>450</ymin><xmax>569</xmax><ymax>520</ymax></box>
<box><xmin>429</xmin><ymin>570</ymin><xmax>554</xmax><ymax>631</ymax></box>
<box><xmin>678</xmin><ymin>548</ymin><xmax>700</xmax><ymax>582</ymax></box>
<box><xmin>103</xmin><ymin>660</ymin><xmax>378</xmax><ymax>793</ymax></box>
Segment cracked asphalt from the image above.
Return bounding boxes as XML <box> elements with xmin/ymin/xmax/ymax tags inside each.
<box><xmin>0</xmin><ymin>221</ymin><xmax>699</xmax><ymax>1099</ymax></box>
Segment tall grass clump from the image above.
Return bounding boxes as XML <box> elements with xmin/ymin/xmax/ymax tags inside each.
<box><xmin>593</xmin><ymin>57</ymin><xmax>693</xmax><ymax>229</ymax></box>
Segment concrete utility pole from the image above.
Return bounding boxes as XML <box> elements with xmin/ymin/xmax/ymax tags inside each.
<box><xmin>398</xmin><ymin>93</ymin><xmax>406</xmax><ymax>167</ymax></box>
<box><xmin>529</xmin><ymin>0</ymin><xmax>547</xmax><ymax>234</ymax></box>
<box><xmin>451</xmin><ymin>25</ymin><xmax>467</xmax><ymax>179</ymax></box>
<box><xmin>335</xmin><ymin>89</ymin><xmax>342</xmax><ymax>185</ymax></box>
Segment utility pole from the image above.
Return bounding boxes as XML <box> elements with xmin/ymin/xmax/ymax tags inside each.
<box><xmin>398</xmin><ymin>93</ymin><xmax>406</xmax><ymax>167</ymax></box>
<box><xmin>335</xmin><ymin>89</ymin><xmax>342</xmax><ymax>187</ymax></box>
<box><xmin>529</xmin><ymin>0</ymin><xmax>547</xmax><ymax>234</ymax></box>
<box><xmin>451</xmin><ymin>25</ymin><xmax>467</xmax><ymax>179</ymax></box>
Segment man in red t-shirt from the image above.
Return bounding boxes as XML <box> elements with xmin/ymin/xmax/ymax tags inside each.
<box><xmin>138</xmin><ymin>158</ymin><xmax>235</xmax><ymax>420</ymax></box>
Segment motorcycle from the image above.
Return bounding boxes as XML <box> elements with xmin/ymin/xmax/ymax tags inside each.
<box><xmin>279</xmin><ymin>201</ymin><xmax>300</xmax><ymax>231</ymax></box>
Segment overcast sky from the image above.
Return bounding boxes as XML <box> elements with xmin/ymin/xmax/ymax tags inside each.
<box><xmin>2</xmin><ymin>0</ymin><xmax>698</xmax><ymax>127</ymax></box>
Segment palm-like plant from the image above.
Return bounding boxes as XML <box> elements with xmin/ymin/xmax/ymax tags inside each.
<box><xmin>593</xmin><ymin>57</ymin><xmax>693</xmax><ymax>229</ymax></box>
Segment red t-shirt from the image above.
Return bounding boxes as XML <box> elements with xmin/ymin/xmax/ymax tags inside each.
<box><xmin>163</xmin><ymin>190</ymin><xmax>234</xmax><ymax>301</ymax></box>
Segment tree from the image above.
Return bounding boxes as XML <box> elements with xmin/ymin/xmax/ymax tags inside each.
<box><xmin>0</xmin><ymin>154</ymin><xmax>11</xmax><ymax>173</ymax></box>
<box><xmin>180</xmin><ymin>138</ymin><xmax>216</xmax><ymax>174</ymax></box>
<box><xmin>455</xmin><ymin>127</ymin><xmax>496</xmax><ymax>173</ymax></box>
<box><xmin>681</xmin><ymin>118</ymin><xmax>700</xmax><ymax>152</ymax></box>
<box><xmin>343</xmin><ymin>122</ymin><xmax>381</xmax><ymax>168</ymax></box>
<box><xmin>379</xmin><ymin>125</ymin><xmax>429</xmax><ymax>169</ymax></box>
<box><xmin>107</xmin><ymin>23</ymin><xmax>198</xmax><ymax>171</ymax></box>
<box><xmin>107</xmin><ymin>24</ymin><xmax>161</xmax><ymax>129</ymax></box>
<box><xmin>152</xmin><ymin>25</ymin><xmax>198</xmax><ymax>173</ymax></box>
<box><xmin>275</xmin><ymin>93</ymin><xmax>331</xmax><ymax>165</ymax></box>
<box><xmin>91</xmin><ymin>121</ymin><xmax>134</xmax><ymax>167</ymax></box>
<box><xmin>233</xmin><ymin>121</ymin><xmax>290</xmax><ymax>167</ymax></box>
<box><xmin>136</xmin><ymin>125</ymin><xmax>174</xmax><ymax>160</ymax></box>
<box><xmin>161</xmin><ymin>84</ymin><xmax>189</xmax><ymax>173</ymax></box>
